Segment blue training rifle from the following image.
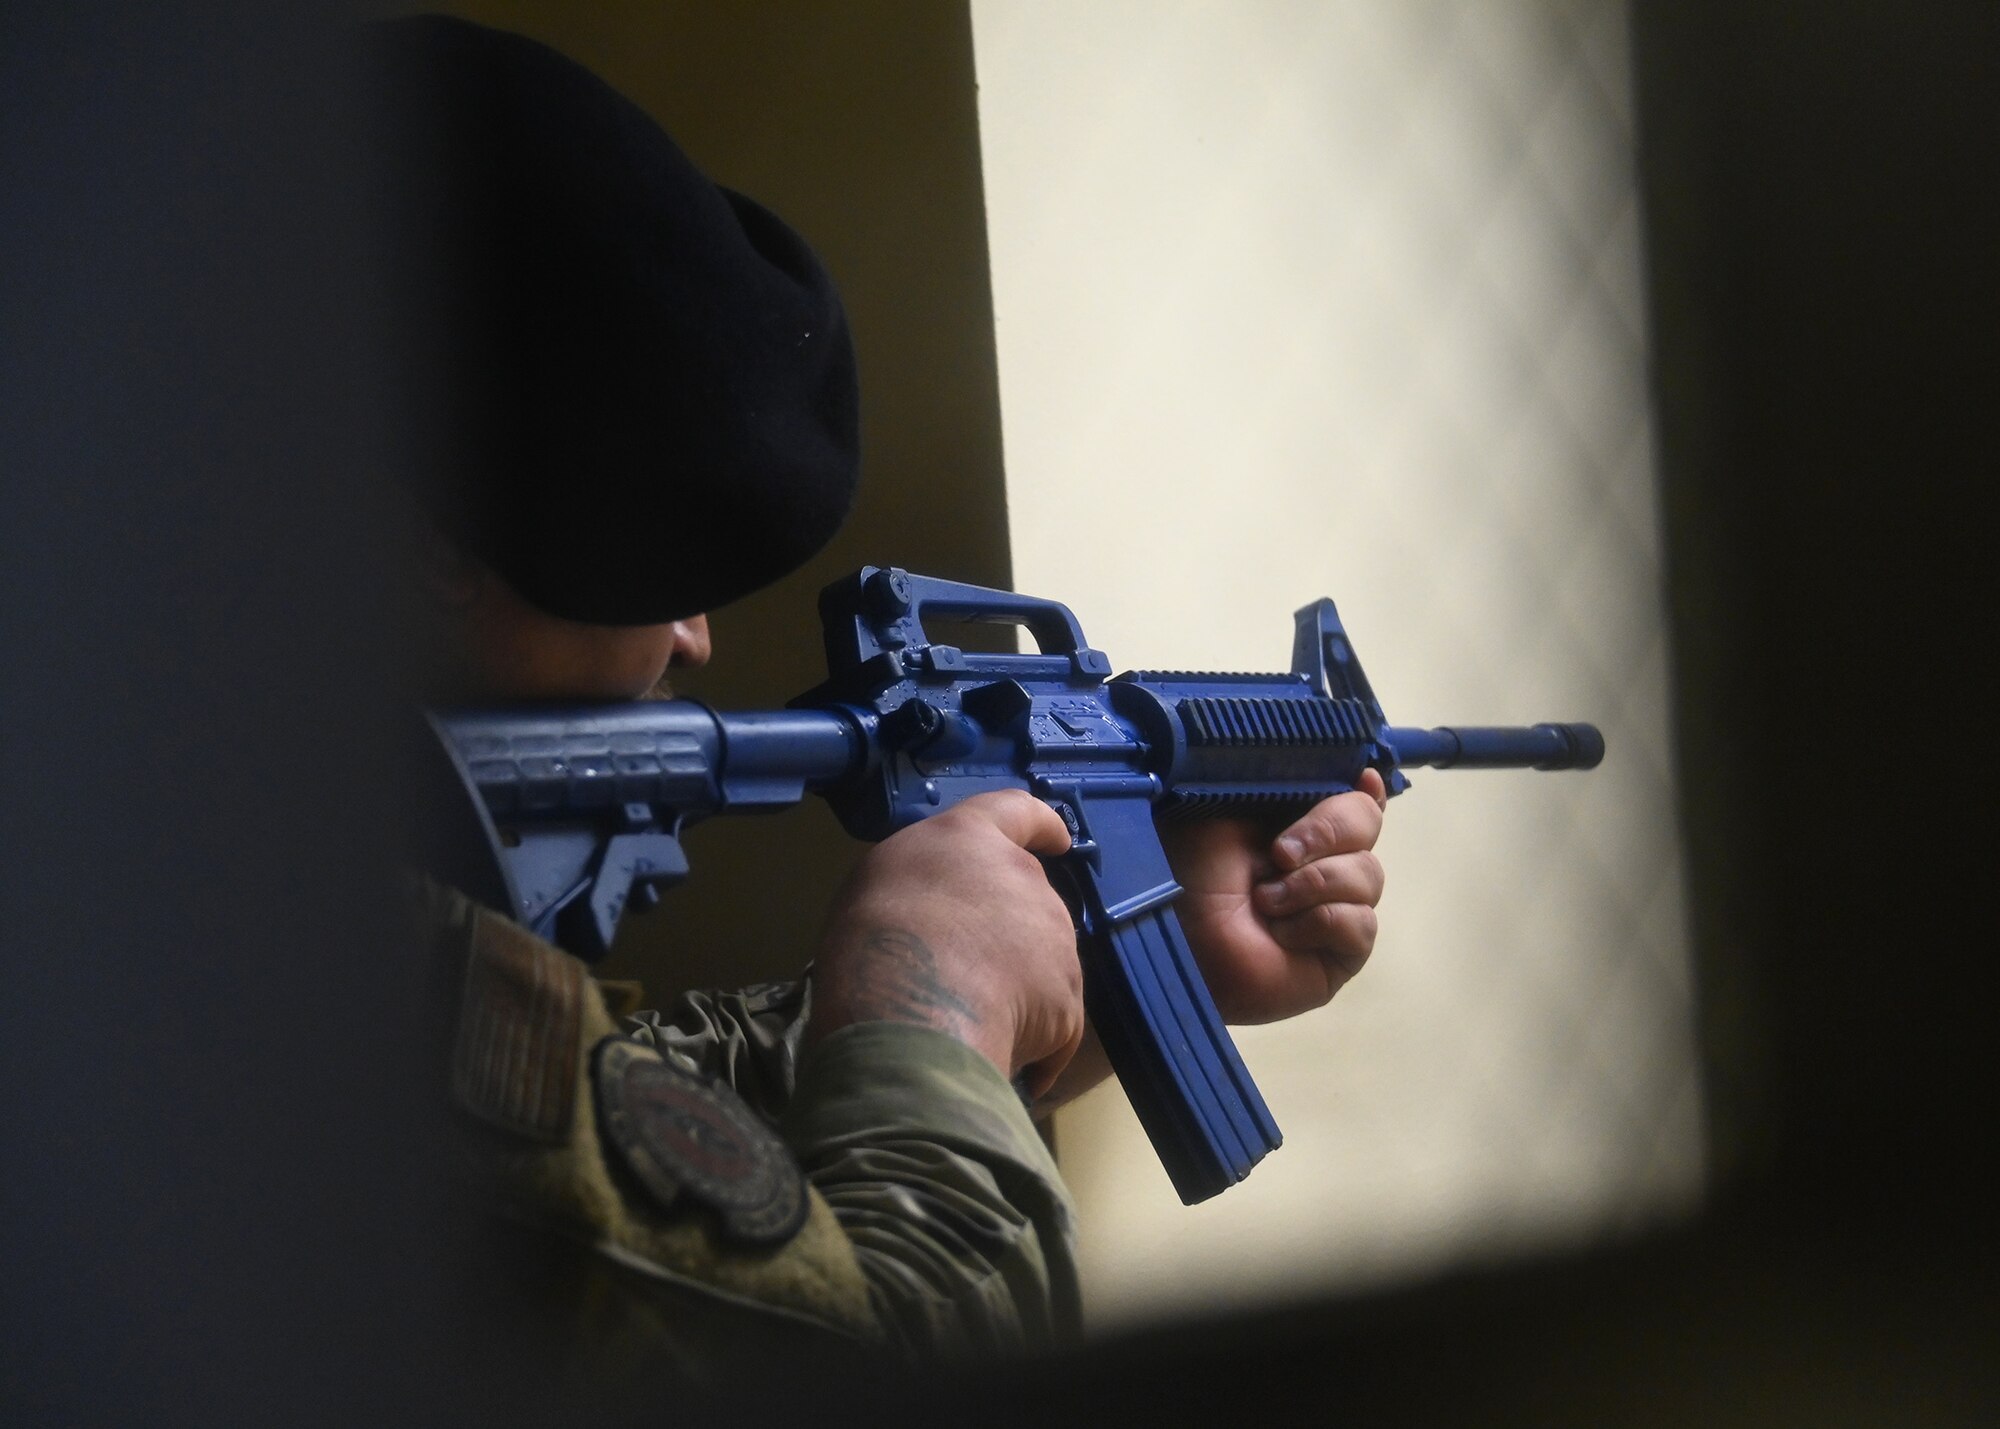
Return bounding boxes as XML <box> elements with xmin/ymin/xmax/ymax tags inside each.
<box><xmin>428</xmin><ymin>567</ymin><xmax>1604</xmax><ymax>1204</ymax></box>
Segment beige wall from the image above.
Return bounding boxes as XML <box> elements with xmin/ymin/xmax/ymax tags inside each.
<box><xmin>972</xmin><ymin>0</ymin><xmax>1703</xmax><ymax>1330</ymax></box>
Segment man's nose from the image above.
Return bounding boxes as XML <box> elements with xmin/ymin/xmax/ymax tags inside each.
<box><xmin>670</xmin><ymin>614</ymin><xmax>712</xmax><ymax>668</ymax></box>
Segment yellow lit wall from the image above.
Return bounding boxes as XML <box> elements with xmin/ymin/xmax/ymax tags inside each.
<box><xmin>972</xmin><ymin>0</ymin><xmax>1703</xmax><ymax>1331</ymax></box>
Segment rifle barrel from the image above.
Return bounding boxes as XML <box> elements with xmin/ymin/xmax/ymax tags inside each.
<box><xmin>1383</xmin><ymin>723</ymin><xmax>1604</xmax><ymax>771</ymax></box>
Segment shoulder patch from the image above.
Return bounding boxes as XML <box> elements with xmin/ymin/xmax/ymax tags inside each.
<box><xmin>592</xmin><ymin>1037</ymin><xmax>809</xmax><ymax>1246</ymax></box>
<box><xmin>452</xmin><ymin>910</ymin><xmax>586</xmax><ymax>1141</ymax></box>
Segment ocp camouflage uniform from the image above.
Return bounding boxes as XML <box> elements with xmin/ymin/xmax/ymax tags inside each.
<box><xmin>420</xmin><ymin>880</ymin><xmax>1081</xmax><ymax>1376</ymax></box>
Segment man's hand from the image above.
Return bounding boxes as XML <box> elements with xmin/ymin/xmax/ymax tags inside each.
<box><xmin>806</xmin><ymin>790</ymin><xmax>1084</xmax><ymax>1099</ymax></box>
<box><xmin>1161</xmin><ymin>771</ymin><xmax>1389</xmax><ymax>1024</ymax></box>
<box><xmin>1029</xmin><ymin>776</ymin><xmax>1389</xmax><ymax>1117</ymax></box>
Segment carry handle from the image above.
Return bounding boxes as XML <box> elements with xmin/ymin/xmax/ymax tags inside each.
<box><xmin>864</xmin><ymin>567</ymin><xmax>1089</xmax><ymax>656</ymax></box>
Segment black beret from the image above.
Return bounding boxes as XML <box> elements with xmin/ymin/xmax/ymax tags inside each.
<box><xmin>369</xmin><ymin>15</ymin><xmax>859</xmax><ymax>625</ymax></box>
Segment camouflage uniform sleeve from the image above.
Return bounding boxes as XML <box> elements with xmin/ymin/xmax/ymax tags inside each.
<box><xmin>784</xmin><ymin>1022</ymin><xmax>1083</xmax><ymax>1359</ymax></box>
<box><xmin>629</xmin><ymin>985</ymin><xmax>1084</xmax><ymax>1359</ymax></box>
<box><xmin>417</xmin><ymin>881</ymin><xmax>884</xmax><ymax>1382</ymax></box>
<box><xmin>624</xmin><ymin>980</ymin><xmax>809</xmax><ymax>1120</ymax></box>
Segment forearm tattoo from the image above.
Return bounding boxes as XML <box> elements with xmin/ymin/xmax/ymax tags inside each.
<box><xmin>837</xmin><ymin>930</ymin><xmax>981</xmax><ymax>1039</ymax></box>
